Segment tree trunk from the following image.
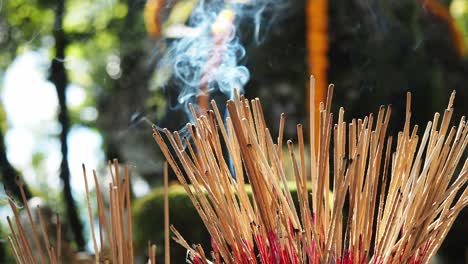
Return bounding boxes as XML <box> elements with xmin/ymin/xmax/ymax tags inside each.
<box><xmin>50</xmin><ymin>0</ymin><xmax>85</xmax><ymax>251</ymax></box>
<box><xmin>97</xmin><ymin>0</ymin><xmax>158</xmax><ymax>179</ymax></box>
<box><xmin>0</xmin><ymin>128</ymin><xmax>31</xmax><ymax>200</ymax></box>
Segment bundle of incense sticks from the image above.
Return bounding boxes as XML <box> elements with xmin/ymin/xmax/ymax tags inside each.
<box><xmin>5</xmin><ymin>159</ymin><xmax>166</xmax><ymax>264</ymax></box>
<box><xmin>153</xmin><ymin>78</ymin><xmax>467</xmax><ymax>263</ymax></box>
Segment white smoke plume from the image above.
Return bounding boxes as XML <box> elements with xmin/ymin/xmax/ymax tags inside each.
<box><xmin>158</xmin><ymin>0</ymin><xmax>287</xmax><ymax>113</ymax></box>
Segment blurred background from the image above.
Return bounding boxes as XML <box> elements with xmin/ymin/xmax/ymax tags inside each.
<box><xmin>0</xmin><ymin>0</ymin><xmax>467</xmax><ymax>263</ymax></box>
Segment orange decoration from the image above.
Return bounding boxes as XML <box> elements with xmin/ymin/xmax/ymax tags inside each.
<box><xmin>418</xmin><ymin>0</ymin><xmax>466</xmax><ymax>57</ymax></box>
<box><xmin>306</xmin><ymin>0</ymin><xmax>328</xmax><ymax>153</ymax></box>
<box><xmin>144</xmin><ymin>0</ymin><xmax>165</xmax><ymax>38</ymax></box>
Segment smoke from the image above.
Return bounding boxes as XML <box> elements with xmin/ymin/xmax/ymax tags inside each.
<box><xmin>158</xmin><ymin>0</ymin><xmax>287</xmax><ymax>115</ymax></box>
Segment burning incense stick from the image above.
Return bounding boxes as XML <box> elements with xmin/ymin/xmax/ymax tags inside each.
<box><xmin>153</xmin><ymin>77</ymin><xmax>467</xmax><ymax>263</ymax></box>
<box><xmin>198</xmin><ymin>9</ymin><xmax>236</xmax><ymax>112</ymax></box>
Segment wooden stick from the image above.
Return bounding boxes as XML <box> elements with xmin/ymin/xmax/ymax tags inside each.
<box><xmin>164</xmin><ymin>162</ymin><xmax>170</xmax><ymax>264</ymax></box>
<box><xmin>8</xmin><ymin>236</ymin><xmax>21</xmax><ymax>264</ymax></box>
<box><xmin>125</xmin><ymin>165</ymin><xmax>134</xmax><ymax>264</ymax></box>
<box><xmin>8</xmin><ymin>199</ymin><xmax>35</xmax><ymax>264</ymax></box>
<box><xmin>56</xmin><ymin>214</ymin><xmax>62</xmax><ymax>264</ymax></box>
<box><xmin>17</xmin><ymin>179</ymin><xmax>46</xmax><ymax>264</ymax></box>
<box><xmin>152</xmin><ymin>88</ymin><xmax>467</xmax><ymax>263</ymax></box>
<box><xmin>82</xmin><ymin>165</ymin><xmax>99</xmax><ymax>264</ymax></box>
<box><xmin>7</xmin><ymin>216</ymin><xmax>27</xmax><ymax>264</ymax></box>
<box><xmin>36</xmin><ymin>206</ymin><xmax>53</xmax><ymax>263</ymax></box>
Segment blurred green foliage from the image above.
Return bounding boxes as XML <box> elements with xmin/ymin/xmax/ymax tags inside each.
<box><xmin>0</xmin><ymin>0</ymin><xmax>163</xmax><ymax>255</ymax></box>
<box><xmin>451</xmin><ymin>0</ymin><xmax>468</xmax><ymax>47</ymax></box>
<box><xmin>0</xmin><ymin>0</ymin><xmax>54</xmax><ymax>68</ymax></box>
<box><xmin>0</xmin><ymin>0</ymin><xmax>158</xmax><ymax>129</ymax></box>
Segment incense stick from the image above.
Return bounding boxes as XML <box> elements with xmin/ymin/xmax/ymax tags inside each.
<box><xmin>153</xmin><ymin>77</ymin><xmax>467</xmax><ymax>263</ymax></box>
<box><xmin>6</xmin><ymin>160</ymin><xmax>157</xmax><ymax>263</ymax></box>
<box><xmin>164</xmin><ymin>161</ymin><xmax>170</xmax><ymax>264</ymax></box>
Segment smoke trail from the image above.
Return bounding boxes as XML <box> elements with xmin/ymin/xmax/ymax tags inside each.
<box><xmin>159</xmin><ymin>0</ymin><xmax>287</xmax><ymax>115</ymax></box>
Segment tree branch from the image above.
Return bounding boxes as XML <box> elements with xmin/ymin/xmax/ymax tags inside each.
<box><xmin>49</xmin><ymin>0</ymin><xmax>85</xmax><ymax>251</ymax></box>
<box><xmin>0</xmin><ymin>128</ymin><xmax>31</xmax><ymax>200</ymax></box>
